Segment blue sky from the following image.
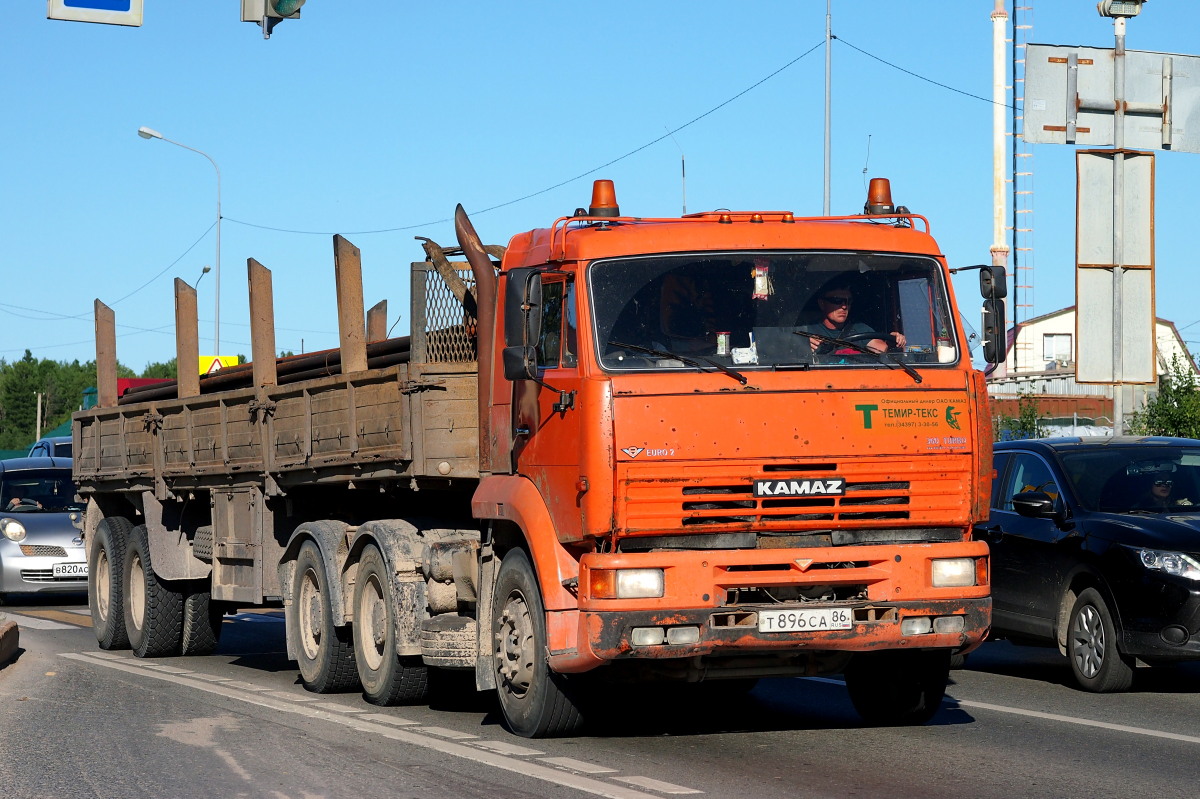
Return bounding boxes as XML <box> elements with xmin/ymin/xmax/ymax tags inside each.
<box><xmin>3</xmin><ymin>1</ymin><xmax>1199</xmax><ymax>371</ymax></box>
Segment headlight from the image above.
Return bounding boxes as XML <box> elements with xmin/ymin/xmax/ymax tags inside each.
<box><xmin>589</xmin><ymin>568</ymin><xmax>665</xmax><ymax>599</ymax></box>
<box><xmin>1</xmin><ymin>518</ymin><xmax>27</xmax><ymax>542</ymax></box>
<box><xmin>1136</xmin><ymin>548</ymin><xmax>1200</xmax><ymax>581</ymax></box>
<box><xmin>931</xmin><ymin>557</ymin><xmax>976</xmax><ymax>587</ymax></box>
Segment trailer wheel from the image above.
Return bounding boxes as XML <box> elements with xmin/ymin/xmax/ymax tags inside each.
<box><xmin>180</xmin><ymin>585</ymin><xmax>224</xmax><ymax>656</ymax></box>
<box><xmin>492</xmin><ymin>549</ymin><xmax>584</xmax><ymax>738</ymax></box>
<box><xmin>290</xmin><ymin>540</ymin><xmax>358</xmax><ymax>692</ymax></box>
<box><xmin>123</xmin><ymin>524</ymin><xmax>184</xmax><ymax>658</ymax></box>
<box><xmin>89</xmin><ymin>516</ymin><xmax>134</xmax><ymax>650</ymax></box>
<box><xmin>844</xmin><ymin>650</ymin><xmax>949</xmax><ymax>726</ymax></box>
<box><xmin>353</xmin><ymin>544</ymin><xmax>429</xmax><ymax>704</ymax></box>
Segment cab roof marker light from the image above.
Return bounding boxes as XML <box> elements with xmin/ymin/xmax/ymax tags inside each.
<box><xmin>864</xmin><ymin>177</ymin><xmax>895</xmax><ymax>215</ymax></box>
<box><xmin>588</xmin><ymin>179</ymin><xmax>620</xmax><ymax>218</ymax></box>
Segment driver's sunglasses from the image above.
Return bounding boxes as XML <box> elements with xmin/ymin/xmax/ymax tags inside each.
<box><xmin>821</xmin><ymin>295</ymin><xmax>852</xmax><ymax>307</ymax></box>
<box><xmin>1154</xmin><ymin>479</ymin><xmax>1173</xmax><ymax>487</ymax></box>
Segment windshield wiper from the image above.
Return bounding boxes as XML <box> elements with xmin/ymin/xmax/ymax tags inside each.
<box><xmin>792</xmin><ymin>331</ymin><xmax>922</xmax><ymax>384</ymax></box>
<box><xmin>609</xmin><ymin>341</ymin><xmax>748</xmax><ymax>385</ymax></box>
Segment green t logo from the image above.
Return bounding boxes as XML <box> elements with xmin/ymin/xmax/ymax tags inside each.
<box><xmin>856</xmin><ymin>404</ymin><xmax>879</xmax><ymax>429</ymax></box>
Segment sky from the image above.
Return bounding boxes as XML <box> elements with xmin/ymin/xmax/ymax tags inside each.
<box><xmin>3</xmin><ymin>1</ymin><xmax>1199</xmax><ymax>371</ymax></box>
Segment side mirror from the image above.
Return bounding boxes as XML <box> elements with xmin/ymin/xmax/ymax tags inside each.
<box><xmin>1012</xmin><ymin>491</ymin><xmax>1058</xmax><ymax>519</ymax></box>
<box><xmin>980</xmin><ymin>266</ymin><xmax>1007</xmax><ymax>300</ymax></box>
<box><xmin>982</xmin><ymin>298</ymin><xmax>1006</xmax><ymax>364</ymax></box>
<box><xmin>502</xmin><ymin>267</ymin><xmax>544</xmax><ymax>382</ymax></box>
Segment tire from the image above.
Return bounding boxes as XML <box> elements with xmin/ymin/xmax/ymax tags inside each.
<box><xmin>352</xmin><ymin>545</ymin><xmax>429</xmax><ymax>705</ymax></box>
<box><xmin>180</xmin><ymin>584</ymin><xmax>224</xmax><ymax>656</ymax></box>
<box><xmin>289</xmin><ymin>540</ymin><xmax>358</xmax><ymax>693</ymax></box>
<box><xmin>123</xmin><ymin>524</ymin><xmax>184</xmax><ymax>658</ymax></box>
<box><xmin>1067</xmin><ymin>587</ymin><xmax>1134</xmax><ymax>692</ymax></box>
<box><xmin>89</xmin><ymin>516</ymin><xmax>134</xmax><ymax>650</ymax></box>
<box><xmin>493</xmin><ymin>548</ymin><xmax>584</xmax><ymax>738</ymax></box>
<box><xmin>845</xmin><ymin>650</ymin><xmax>949</xmax><ymax>726</ymax></box>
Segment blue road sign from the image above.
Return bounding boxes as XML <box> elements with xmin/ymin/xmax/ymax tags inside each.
<box><xmin>48</xmin><ymin>0</ymin><xmax>143</xmax><ymax>26</ymax></box>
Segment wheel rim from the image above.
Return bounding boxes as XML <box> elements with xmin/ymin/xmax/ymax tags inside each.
<box><xmin>358</xmin><ymin>572</ymin><xmax>387</xmax><ymax>672</ymax></box>
<box><xmin>496</xmin><ymin>589</ymin><xmax>535</xmax><ymax>698</ymax></box>
<box><xmin>96</xmin><ymin>548</ymin><xmax>111</xmax><ymax>621</ymax></box>
<box><xmin>1071</xmin><ymin>604</ymin><xmax>1105</xmax><ymax>678</ymax></box>
<box><xmin>128</xmin><ymin>551</ymin><xmax>146</xmax><ymax>631</ymax></box>
<box><xmin>298</xmin><ymin>567</ymin><xmax>323</xmax><ymax>661</ymax></box>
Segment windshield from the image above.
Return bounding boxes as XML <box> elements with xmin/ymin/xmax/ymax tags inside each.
<box><xmin>1</xmin><ymin>469</ymin><xmax>81</xmax><ymax>513</ymax></box>
<box><xmin>1059</xmin><ymin>446</ymin><xmax>1200</xmax><ymax>513</ymax></box>
<box><xmin>589</xmin><ymin>251</ymin><xmax>957</xmax><ymax>372</ymax></box>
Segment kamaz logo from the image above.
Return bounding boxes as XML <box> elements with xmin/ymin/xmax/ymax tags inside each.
<box><xmin>752</xmin><ymin>478</ymin><xmax>846</xmax><ymax>497</ymax></box>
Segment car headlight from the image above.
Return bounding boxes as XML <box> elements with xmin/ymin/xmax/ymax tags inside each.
<box><xmin>1136</xmin><ymin>548</ymin><xmax>1200</xmax><ymax>581</ymax></box>
<box><xmin>1</xmin><ymin>518</ymin><xmax>27</xmax><ymax>542</ymax></box>
<box><xmin>931</xmin><ymin>557</ymin><xmax>977</xmax><ymax>587</ymax></box>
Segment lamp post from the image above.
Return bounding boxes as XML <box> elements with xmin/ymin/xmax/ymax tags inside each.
<box><xmin>137</xmin><ymin>126</ymin><xmax>222</xmax><ymax>355</ymax></box>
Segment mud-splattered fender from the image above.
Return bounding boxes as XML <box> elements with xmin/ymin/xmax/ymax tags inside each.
<box><xmin>472</xmin><ymin>475</ymin><xmax>581</xmax><ymax>611</ymax></box>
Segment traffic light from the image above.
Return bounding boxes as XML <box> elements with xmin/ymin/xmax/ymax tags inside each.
<box><xmin>241</xmin><ymin>0</ymin><xmax>305</xmax><ymax>39</ymax></box>
<box><xmin>982</xmin><ymin>299</ymin><xmax>1006</xmax><ymax>365</ymax></box>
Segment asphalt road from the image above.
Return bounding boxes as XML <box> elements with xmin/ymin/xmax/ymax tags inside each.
<box><xmin>2</xmin><ymin>595</ymin><xmax>1198</xmax><ymax>799</ymax></box>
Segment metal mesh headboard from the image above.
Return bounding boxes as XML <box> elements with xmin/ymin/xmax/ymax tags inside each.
<box><xmin>410</xmin><ymin>261</ymin><xmax>479</xmax><ymax>364</ymax></box>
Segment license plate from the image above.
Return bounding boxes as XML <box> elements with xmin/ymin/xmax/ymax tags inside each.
<box><xmin>53</xmin><ymin>562</ymin><xmax>88</xmax><ymax>578</ymax></box>
<box><xmin>758</xmin><ymin>607</ymin><xmax>853</xmax><ymax>633</ymax></box>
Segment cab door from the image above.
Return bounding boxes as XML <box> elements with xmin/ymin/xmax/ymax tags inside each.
<box><xmin>513</xmin><ymin>275</ymin><xmax>585</xmax><ymax>541</ymax></box>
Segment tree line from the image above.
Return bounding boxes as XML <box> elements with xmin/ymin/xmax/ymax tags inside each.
<box><xmin>0</xmin><ymin>351</ymin><xmax>179</xmax><ymax>450</ymax></box>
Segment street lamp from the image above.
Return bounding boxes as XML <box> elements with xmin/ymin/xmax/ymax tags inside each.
<box><xmin>137</xmin><ymin>126</ymin><xmax>222</xmax><ymax>355</ymax></box>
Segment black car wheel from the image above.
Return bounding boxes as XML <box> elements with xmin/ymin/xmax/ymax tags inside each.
<box><xmin>1067</xmin><ymin>587</ymin><xmax>1134</xmax><ymax>692</ymax></box>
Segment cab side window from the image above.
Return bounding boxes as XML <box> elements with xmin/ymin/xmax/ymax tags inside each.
<box><xmin>1001</xmin><ymin>453</ymin><xmax>1060</xmax><ymax>512</ymax></box>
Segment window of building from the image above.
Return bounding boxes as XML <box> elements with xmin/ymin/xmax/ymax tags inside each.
<box><xmin>1043</xmin><ymin>333</ymin><xmax>1072</xmax><ymax>363</ymax></box>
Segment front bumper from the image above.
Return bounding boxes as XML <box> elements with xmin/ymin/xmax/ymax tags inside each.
<box><xmin>1115</xmin><ymin>576</ymin><xmax>1200</xmax><ymax>661</ymax></box>
<box><xmin>548</xmin><ymin>542</ymin><xmax>991</xmax><ymax>672</ymax></box>
<box><xmin>0</xmin><ymin>541</ymin><xmax>88</xmax><ymax>594</ymax></box>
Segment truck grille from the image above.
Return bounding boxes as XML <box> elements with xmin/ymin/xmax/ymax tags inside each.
<box><xmin>619</xmin><ymin>459</ymin><xmax>970</xmax><ymax>535</ymax></box>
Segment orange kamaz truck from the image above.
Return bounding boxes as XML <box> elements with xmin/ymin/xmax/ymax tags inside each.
<box><xmin>73</xmin><ymin>178</ymin><xmax>1000</xmax><ymax>737</ymax></box>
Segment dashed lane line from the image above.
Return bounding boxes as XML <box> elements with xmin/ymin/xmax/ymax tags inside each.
<box><xmin>62</xmin><ymin>652</ymin><xmax>702</xmax><ymax>798</ymax></box>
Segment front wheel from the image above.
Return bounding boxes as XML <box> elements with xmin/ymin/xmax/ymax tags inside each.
<box><xmin>844</xmin><ymin>650</ymin><xmax>949</xmax><ymax>726</ymax></box>
<box><xmin>1067</xmin><ymin>588</ymin><xmax>1134</xmax><ymax>692</ymax></box>
<box><xmin>352</xmin><ymin>544</ymin><xmax>429</xmax><ymax>705</ymax></box>
<box><xmin>493</xmin><ymin>549</ymin><xmax>584</xmax><ymax>738</ymax></box>
<box><xmin>289</xmin><ymin>540</ymin><xmax>358</xmax><ymax>693</ymax></box>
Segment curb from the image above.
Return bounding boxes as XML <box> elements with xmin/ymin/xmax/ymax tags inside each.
<box><xmin>0</xmin><ymin>619</ymin><xmax>19</xmax><ymax>668</ymax></box>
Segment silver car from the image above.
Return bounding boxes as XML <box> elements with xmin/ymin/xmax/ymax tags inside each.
<box><xmin>0</xmin><ymin>457</ymin><xmax>86</xmax><ymax>601</ymax></box>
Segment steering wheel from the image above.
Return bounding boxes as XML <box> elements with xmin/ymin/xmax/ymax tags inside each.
<box><xmin>6</xmin><ymin>500</ymin><xmax>36</xmax><ymax>511</ymax></box>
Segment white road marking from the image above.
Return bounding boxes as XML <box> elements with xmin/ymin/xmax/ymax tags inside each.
<box><xmin>952</xmin><ymin>699</ymin><xmax>1200</xmax><ymax>745</ymax></box>
<box><xmin>473</xmin><ymin>740</ymin><xmax>545</xmax><ymax>756</ymax></box>
<box><xmin>614</xmin><ymin>776</ymin><xmax>705</xmax><ymax>795</ymax></box>
<box><xmin>803</xmin><ymin>676</ymin><xmax>1200</xmax><ymax>746</ymax></box>
<box><xmin>358</xmin><ymin>712</ymin><xmax>418</xmax><ymax>726</ymax></box>
<box><xmin>264</xmin><ymin>691</ymin><xmax>320</xmax><ymax>703</ymax></box>
<box><xmin>413</xmin><ymin>726</ymin><xmax>478</xmax><ymax>740</ymax></box>
<box><xmin>309</xmin><ymin>701</ymin><xmax>366</xmax><ymax>713</ymax></box>
<box><xmin>3</xmin><ymin>615</ymin><xmax>72</xmax><ymax>630</ymax></box>
<box><xmin>61</xmin><ymin>652</ymin><xmax>686</xmax><ymax>799</ymax></box>
<box><xmin>540</xmin><ymin>757</ymin><xmax>619</xmax><ymax>774</ymax></box>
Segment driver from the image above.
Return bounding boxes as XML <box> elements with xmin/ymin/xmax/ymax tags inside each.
<box><xmin>799</xmin><ymin>284</ymin><xmax>905</xmax><ymax>354</ymax></box>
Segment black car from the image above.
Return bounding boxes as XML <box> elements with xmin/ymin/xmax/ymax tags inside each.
<box><xmin>978</xmin><ymin>436</ymin><xmax>1200</xmax><ymax>692</ymax></box>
